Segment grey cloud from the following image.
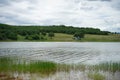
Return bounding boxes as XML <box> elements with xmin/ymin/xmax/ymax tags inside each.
<box><xmin>80</xmin><ymin>6</ymin><xmax>96</xmax><ymax>11</ymax></box>
<box><xmin>101</xmin><ymin>0</ymin><xmax>111</xmax><ymax>1</ymax></box>
<box><xmin>87</xmin><ymin>0</ymin><xmax>111</xmax><ymax>1</ymax></box>
<box><xmin>0</xmin><ymin>0</ymin><xmax>10</xmax><ymax>6</ymax></box>
<box><xmin>0</xmin><ymin>0</ymin><xmax>120</xmax><ymax>32</ymax></box>
<box><xmin>85</xmin><ymin>0</ymin><xmax>120</xmax><ymax>11</ymax></box>
<box><xmin>0</xmin><ymin>0</ymin><xmax>22</xmax><ymax>6</ymax></box>
<box><xmin>111</xmin><ymin>0</ymin><xmax>120</xmax><ymax>10</ymax></box>
<box><xmin>0</xmin><ymin>16</ymin><xmax>34</xmax><ymax>25</ymax></box>
<box><xmin>117</xmin><ymin>28</ymin><xmax>120</xmax><ymax>31</ymax></box>
<box><xmin>0</xmin><ymin>0</ymin><xmax>9</xmax><ymax>4</ymax></box>
<box><xmin>0</xmin><ymin>0</ymin><xmax>32</xmax><ymax>6</ymax></box>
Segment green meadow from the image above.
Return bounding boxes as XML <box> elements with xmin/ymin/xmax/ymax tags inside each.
<box><xmin>1</xmin><ymin>23</ymin><xmax>120</xmax><ymax>42</ymax></box>
<box><xmin>7</xmin><ymin>33</ymin><xmax>120</xmax><ymax>42</ymax></box>
<box><xmin>82</xmin><ymin>34</ymin><xmax>120</xmax><ymax>42</ymax></box>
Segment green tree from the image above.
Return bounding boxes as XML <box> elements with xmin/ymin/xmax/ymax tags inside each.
<box><xmin>41</xmin><ymin>32</ymin><xmax>46</xmax><ymax>36</ymax></box>
<box><xmin>32</xmin><ymin>34</ymin><xmax>40</xmax><ymax>40</ymax></box>
<box><xmin>0</xmin><ymin>34</ymin><xmax>5</xmax><ymax>40</ymax></box>
<box><xmin>25</xmin><ymin>35</ymin><xmax>29</xmax><ymax>40</ymax></box>
<box><xmin>0</xmin><ymin>23</ymin><xmax>111</xmax><ymax>41</ymax></box>
<box><xmin>48</xmin><ymin>32</ymin><xmax>54</xmax><ymax>39</ymax></box>
<box><xmin>7</xmin><ymin>32</ymin><xmax>17</xmax><ymax>40</ymax></box>
<box><xmin>25</xmin><ymin>34</ymin><xmax>40</xmax><ymax>40</ymax></box>
<box><xmin>74</xmin><ymin>32</ymin><xmax>84</xmax><ymax>40</ymax></box>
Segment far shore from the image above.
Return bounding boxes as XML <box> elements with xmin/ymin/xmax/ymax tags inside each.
<box><xmin>0</xmin><ymin>33</ymin><xmax>120</xmax><ymax>42</ymax></box>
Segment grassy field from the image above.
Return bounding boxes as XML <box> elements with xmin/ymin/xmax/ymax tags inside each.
<box><xmin>49</xmin><ymin>33</ymin><xmax>74</xmax><ymax>41</ymax></box>
<box><xmin>17</xmin><ymin>33</ymin><xmax>120</xmax><ymax>42</ymax></box>
<box><xmin>17</xmin><ymin>33</ymin><xmax>74</xmax><ymax>42</ymax></box>
<box><xmin>1</xmin><ymin>33</ymin><xmax>120</xmax><ymax>42</ymax></box>
<box><xmin>81</xmin><ymin>34</ymin><xmax>120</xmax><ymax>42</ymax></box>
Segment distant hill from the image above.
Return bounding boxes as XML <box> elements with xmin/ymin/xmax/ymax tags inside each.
<box><xmin>0</xmin><ymin>23</ymin><xmax>111</xmax><ymax>41</ymax></box>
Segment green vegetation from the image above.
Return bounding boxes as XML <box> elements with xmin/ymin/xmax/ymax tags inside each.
<box><xmin>1</xmin><ymin>57</ymin><xmax>120</xmax><ymax>73</ymax></box>
<box><xmin>89</xmin><ymin>62</ymin><xmax>120</xmax><ymax>72</ymax></box>
<box><xmin>0</xmin><ymin>23</ymin><xmax>115</xmax><ymax>42</ymax></box>
<box><xmin>81</xmin><ymin>34</ymin><xmax>120</xmax><ymax>42</ymax></box>
<box><xmin>88</xmin><ymin>72</ymin><xmax>105</xmax><ymax>80</ymax></box>
<box><xmin>29</xmin><ymin>61</ymin><xmax>57</xmax><ymax>75</ymax></box>
<box><xmin>48</xmin><ymin>32</ymin><xmax>55</xmax><ymax>39</ymax></box>
<box><xmin>17</xmin><ymin>33</ymin><xmax>120</xmax><ymax>42</ymax></box>
<box><xmin>48</xmin><ymin>33</ymin><xmax>73</xmax><ymax>41</ymax></box>
<box><xmin>0</xmin><ymin>57</ymin><xmax>120</xmax><ymax>80</ymax></box>
<box><xmin>17</xmin><ymin>33</ymin><xmax>74</xmax><ymax>41</ymax></box>
<box><xmin>73</xmin><ymin>32</ymin><xmax>85</xmax><ymax>40</ymax></box>
<box><xmin>0</xmin><ymin>57</ymin><xmax>57</xmax><ymax>75</ymax></box>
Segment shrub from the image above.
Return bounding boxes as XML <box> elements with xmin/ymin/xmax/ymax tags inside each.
<box><xmin>48</xmin><ymin>32</ymin><xmax>54</xmax><ymax>39</ymax></box>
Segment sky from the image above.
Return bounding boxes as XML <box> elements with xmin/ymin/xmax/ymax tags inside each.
<box><xmin>0</xmin><ymin>0</ymin><xmax>120</xmax><ymax>32</ymax></box>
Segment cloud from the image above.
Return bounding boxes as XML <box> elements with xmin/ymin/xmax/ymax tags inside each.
<box><xmin>111</xmin><ymin>0</ymin><xmax>120</xmax><ymax>10</ymax></box>
<box><xmin>87</xmin><ymin>0</ymin><xmax>111</xmax><ymax>1</ymax></box>
<box><xmin>0</xmin><ymin>0</ymin><xmax>120</xmax><ymax>32</ymax></box>
<box><xmin>0</xmin><ymin>0</ymin><xmax>9</xmax><ymax>4</ymax></box>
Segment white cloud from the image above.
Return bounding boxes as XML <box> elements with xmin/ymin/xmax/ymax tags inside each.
<box><xmin>0</xmin><ymin>0</ymin><xmax>120</xmax><ymax>32</ymax></box>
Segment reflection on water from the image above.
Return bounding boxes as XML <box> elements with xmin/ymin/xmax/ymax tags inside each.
<box><xmin>0</xmin><ymin>42</ymin><xmax>120</xmax><ymax>80</ymax></box>
<box><xmin>0</xmin><ymin>42</ymin><xmax>120</xmax><ymax>64</ymax></box>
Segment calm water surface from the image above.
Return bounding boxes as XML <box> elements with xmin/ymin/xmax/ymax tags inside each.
<box><xmin>0</xmin><ymin>42</ymin><xmax>120</xmax><ymax>64</ymax></box>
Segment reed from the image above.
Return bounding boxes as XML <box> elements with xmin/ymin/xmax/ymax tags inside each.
<box><xmin>0</xmin><ymin>57</ymin><xmax>120</xmax><ymax>75</ymax></box>
<box><xmin>0</xmin><ymin>57</ymin><xmax>57</xmax><ymax>75</ymax></box>
<box><xmin>89</xmin><ymin>62</ymin><xmax>120</xmax><ymax>72</ymax></box>
<box><xmin>88</xmin><ymin>72</ymin><xmax>105</xmax><ymax>80</ymax></box>
<box><xmin>29</xmin><ymin>61</ymin><xmax>57</xmax><ymax>74</ymax></box>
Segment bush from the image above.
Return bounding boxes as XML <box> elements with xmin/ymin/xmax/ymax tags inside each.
<box><xmin>74</xmin><ymin>32</ymin><xmax>84</xmax><ymax>40</ymax></box>
<box><xmin>41</xmin><ymin>32</ymin><xmax>47</xmax><ymax>36</ymax></box>
<box><xmin>32</xmin><ymin>34</ymin><xmax>40</xmax><ymax>40</ymax></box>
<box><xmin>7</xmin><ymin>32</ymin><xmax>17</xmax><ymax>40</ymax></box>
<box><xmin>48</xmin><ymin>32</ymin><xmax>54</xmax><ymax>39</ymax></box>
<box><xmin>25</xmin><ymin>34</ymin><xmax>40</xmax><ymax>40</ymax></box>
<box><xmin>0</xmin><ymin>34</ymin><xmax>7</xmax><ymax>40</ymax></box>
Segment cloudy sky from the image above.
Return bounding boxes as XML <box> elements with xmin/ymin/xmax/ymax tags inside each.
<box><xmin>0</xmin><ymin>0</ymin><xmax>120</xmax><ymax>32</ymax></box>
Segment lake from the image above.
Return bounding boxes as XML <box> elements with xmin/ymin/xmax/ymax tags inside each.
<box><xmin>0</xmin><ymin>42</ymin><xmax>120</xmax><ymax>64</ymax></box>
<box><xmin>0</xmin><ymin>42</ymin><xmax>120</xmax><ymax>80</ymax></box>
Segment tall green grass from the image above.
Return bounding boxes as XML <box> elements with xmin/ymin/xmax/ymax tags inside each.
<box><xmin>0</xmin><ymin>57</ymin><xmax>120</xmax><ymax>75</ymax></box>
<box><xmin>29</xmin><ymin>61</ymin><xmax>57</xmax><ymax>74</ymax></box>
<box><xmin>88</xmin><ymin>62</ymin><xmax>120</xmax><ymax>72</ymax></box>
<box><xmin>88</xmin><ymin>72</ymin><xmax>105</xmax><ymax>80</ymax></box>
<box><xmin>0</xmin><ymin>57</ymin><xmax>57</xmax><ymax>75</ymax></box>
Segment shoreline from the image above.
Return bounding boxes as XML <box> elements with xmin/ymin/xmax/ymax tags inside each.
<box><xmin>0</xmin><ymin>40</ymin><xmax>120</xmax><ymax>42</ymax></box>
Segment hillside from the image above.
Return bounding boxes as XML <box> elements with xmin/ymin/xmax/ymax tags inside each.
<box><xmin>0</xmin><ymin>23</ymin><xmax>120</xmax><ymax>42</ymax></box>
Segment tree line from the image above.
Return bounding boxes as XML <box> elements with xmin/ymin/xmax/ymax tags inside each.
<box><xmin>0</xmin><ymin>23</ymin><xmax>110</xmax><ymax>40</ymax></box>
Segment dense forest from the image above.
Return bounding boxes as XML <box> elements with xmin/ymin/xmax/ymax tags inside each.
<box><xmin>0</xmin><ymin>23</ymin><xmax>110</xmax><ymax>40</ymax></box>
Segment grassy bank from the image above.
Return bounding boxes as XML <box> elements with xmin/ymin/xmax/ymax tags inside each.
<box><xmin>20</xmin><ymin>33</ymin><xmax>74</xmax><ymax>42</ymax></box>
<box><xmin>88</xmin><ymin>72</ymin><xmax>105</xmax><ymax>80</ymax></box>
<box><xmin>0</xmin><ymin>57</ymin><xmax>120</xmax><ymax>73</ymax></box>
<box><xmin>0</xmin><ymin>33</ymin><xmax>120</xmax><ymax>42</ymax></box>
<box><xmin>0</xmin><ymin>57</ymin><xmax>120</xmax><ymax>80</ymax></box>
<box><xmin>81</xmin><ymin>34</ymin><xmax>120</xmax><ymax>42</ymax></box>
<box><xmin>0</xmin><ymin>57</ymin><xmax>57</xmax><ymax>75</ymax></box>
